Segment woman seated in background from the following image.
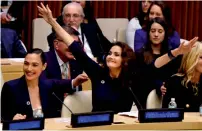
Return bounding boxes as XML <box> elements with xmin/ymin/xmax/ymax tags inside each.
<box><xmin>133</xmin><ymin>17</ymin><xmax>198</xmax><ymax>108</ymax></box>
<box><xmin>134</xmin><ymin>1</ymin><xmax>180</xmax><ymax>52</ymax></box>
<box><xmin>1</xmin><ymin>48</ymin><xmax>88</xmax><ymax>121</ymax></box>
<box><xmin>37</xmin><ymin>3</ymin><xmax>197</xmax><ymax>112</ymax></box>
<box><xmin>163</xmin><ymin>41</ymin><xmax>202</xmax><ymax>111</ymax></box>
<box><xmin>126</xmin><ymin>0</ymin><xmax>153</xmax><ymax>49</ymax></box>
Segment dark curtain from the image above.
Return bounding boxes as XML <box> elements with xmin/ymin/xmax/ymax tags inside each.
<box><xmin>21</xmin><ymin>1</ymin><xmax>202</xmax><ymax>51</ymax></box>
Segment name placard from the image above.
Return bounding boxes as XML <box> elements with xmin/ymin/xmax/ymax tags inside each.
<box><xmin>71</xmin><ymin>111</ymin><xmax>114</xmax><ymax>128</ymax></box>
<box><xmin>138</xmin><ymin>108</ymin><xmax>184</xmax><ymax>123</ymax></box>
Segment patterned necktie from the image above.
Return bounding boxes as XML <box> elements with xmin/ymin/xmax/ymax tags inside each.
<box><xmin>62</xmin><ymin>63</ymin><xmax>68</xmax><ymax>79</ymax></box>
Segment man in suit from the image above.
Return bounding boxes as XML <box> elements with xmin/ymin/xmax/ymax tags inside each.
<box><xmin>1</xmin><ymin>28</ymin><xmax>26</xmax><ymax>58</ymax></box>
<box><xmin>44</xmin><ymin>26</ymin><xmax>83</xmax><ymax>91</ymax></box>
<box><xmin>48</xmin><ymin>2</ymin><xmax>111</xmax><ymax>63</ymax></box>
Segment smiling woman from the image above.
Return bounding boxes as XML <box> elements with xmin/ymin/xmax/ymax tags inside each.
<box><xmin>37</xmin><ymin>2</ymin><xmax>198</xmax><ymax>111</ymax></box>
<box><xmin>1</xmin><ymin>48</ymin><xmax>88</xmax><ymax>121</ymax></box>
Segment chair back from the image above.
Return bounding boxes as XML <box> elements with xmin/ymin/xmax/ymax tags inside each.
<box><xmin>96</xmin><ymin>18</ymin><xmax>129</xmax><ymax>42</ymax></box>
<box><xmin>61</xmin><ymin>90</ymin><xmax>92</xmax><ymax>117</ymax></box>
<box><xmin>116</xmin><ymin>28</ymin><xmax>127</xmax><ymax>43</ymax></box>
<box><xmin>146</xmin><ymin>89</ymin><xmax>162</xmax><ymax>109</ymax></box>
<box><xmin>32</xmin><ymin>18</ymin><xmax>52</xmax><ymax>51</ymax></box>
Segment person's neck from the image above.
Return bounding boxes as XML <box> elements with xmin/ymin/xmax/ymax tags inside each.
<box><xmin>151</xmin><ymin>44</ymin><xmax>161</xmax><ymax>54</ymax></box>
<box><xmin>26</xmin><ymin>78</ymin><xmax>39</xmax><ymax>88</ymax></box>
<box><xmin>191</xmin><ymin>71</ymin><xmax>201</xmax><ymax>84</ymax></box>
<box><xmin>109</xmin><ymin>68</ymin><xmax>121</xmax><ymax>78</ymax></box>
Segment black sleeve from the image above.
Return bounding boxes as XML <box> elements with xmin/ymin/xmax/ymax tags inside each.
<box><xmin>1</xmin><ymin>82</ymin><xmax>16</xmax><ymax>121</ymax></box>
<box><xmin>69</xmin><ymin>41</ymin><xmax>102</xmax><ymax>79</ymax></box>
<box><xmin>162</xmin><ymin>76</ymin><xmax>179</xmax><ymax>108</ymax></box>
<box><xmin>51</xmin><ymin>79</ymin><xmax>75</xmax><ymax>95</ymax></box>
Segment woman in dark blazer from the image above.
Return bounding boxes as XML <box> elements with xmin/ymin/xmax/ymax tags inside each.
<box><xmin>1</xmin><ymin>48</ymin><xmax>88</xmax><ymax>121</ymax></box>
<box><xmin>163</xmin><ymin>42</ymin><xmax>202</xmax><ymax>112</ymax></box>
<box><xmin>38</xmin><ymin>3</ymin><xmax>197</xmax><ymax>112</ymax></box>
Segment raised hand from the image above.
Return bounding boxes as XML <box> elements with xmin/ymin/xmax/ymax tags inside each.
<box><xmin>160</xmin><ymin>82</ymin><xmax>167</xmax><ymax>96</ymax></box>
<box><xmin>37</xmin><ymin>3</ymin><xmax>53</xmax><ymax>24</ymax></box>
<box><xmin>73</xmin><ymin>73</ymin><xmax>89</xmax><ymax>87</ymax></box>
<box><xmin>175</xmin><ymin>37</ymin><xmax>198</xmax><ymax>56</ymax></box>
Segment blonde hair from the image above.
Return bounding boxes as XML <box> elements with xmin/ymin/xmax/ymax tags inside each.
<box><xmin>176</xmin><ymin>41</ymin><xmax>202</xmax><ymax>94</ymax></box>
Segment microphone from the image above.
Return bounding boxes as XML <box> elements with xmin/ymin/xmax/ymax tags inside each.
<box><xmin>52</xmin><ymin>92</ymin><xmax>73</xmax><ymax>114</ymax></box>
<box><xmin>128</xmin><ymin>86</ymin><xmax>143</xmax><ymax>110</ymax></box>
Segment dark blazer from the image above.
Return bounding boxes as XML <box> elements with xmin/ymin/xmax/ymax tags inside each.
<box><xmin>1</xmin><ymin>28</ymin><xmax>26</xmax><ymax>58</ymax></box>
<box><xmin>1</xmin><ymin>76</ymin><xmax>75</xmax><ymax>121</ymax></box>
<box><xmin>162</xmin><ymin>75</ymin><xmax>202</xmax><ymax>112</ymax></box>
<box><xmin>134</xmin><ymin>29</ymin><xmax>180</xmax><ymax>51</ymax></box>
<box><xmin>69</xmin><ymin>41</ymin><xmax>135</xmax><ymax>113</ymax></box>
<box><xmin>44</xmin><ymin>50</ymin><xmax>83</xmax><ymax>82</ymax></box>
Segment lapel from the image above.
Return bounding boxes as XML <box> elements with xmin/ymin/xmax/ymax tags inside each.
<box><xmin>80</xmin><ymin>23</ymin><xmax>99</xmax><ymax>57</ymax></box>
<box><xmin>46</xmin><ymin>51</ymin><xmax>62</xmax><ymax>79</ymax></box>
<box><xmin>38</xmin><ymin>77</ymin><xmax>49</xmax><ymax>113</ymax></box>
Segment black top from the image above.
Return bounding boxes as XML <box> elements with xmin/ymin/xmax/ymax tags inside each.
<box><xmin>163</xmin><ymin>75</ymin><xmax>202</xmax><ymax>112</ymax></box>
<box><xmin>133</xmin><ymin>52</ymin><xmax>182</xmax><ymax>108</ymax></box>
<box><xmin>69</xmin><ymin>41</ymin><xmax>134</xmax><ymax>113</ymax></box>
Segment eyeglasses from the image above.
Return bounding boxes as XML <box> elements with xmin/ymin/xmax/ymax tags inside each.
<box><xmin>64</xmin><ymin>13</ymin><xmax>82</xmax><ymax>19</ymax></box>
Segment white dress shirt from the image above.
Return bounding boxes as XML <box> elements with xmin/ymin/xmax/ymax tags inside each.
<box><xmin>78</xmin><ymin>26</ymin><xmax>94</xmax><ymax>59</ymax></box>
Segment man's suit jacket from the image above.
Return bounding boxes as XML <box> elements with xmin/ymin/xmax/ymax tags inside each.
<box><xmin>80</xmin><ymin>22</ymin><xmax>111</xmax><ymax>61</ymax></box>
<box><xmin>134</xmin><ymin>29</ymin><xmax>180</xmax><ymax>51</ymax></box>
<box><xmin>1</xmin><ymin>76</ymin><xmax>75</xmax><ymax>121</ymax></box>
<box><xmin>1</xmin><ymin>28</ymin><xmax>26</xmax><ymax>58</ymax></box>
<box><xmin>44</xmin><ymin>50</ymin><xmax>83</xmax><ymax>82</ymax></box>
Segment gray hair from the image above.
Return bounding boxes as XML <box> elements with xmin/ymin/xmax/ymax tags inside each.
<box><xmin>62</xmin><ymin>2</ymin><xmax>85</xmax><ymax>18</ymax></box>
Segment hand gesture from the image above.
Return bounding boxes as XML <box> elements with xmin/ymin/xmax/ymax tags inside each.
<box><xmin>73</xmin><ymin>73</ymin><xmax>89</xmax><ymax>87</ymax></box>
<box><xmin>37</xmin><ymin>3</ymin><xmax>53</xmax><ymax>24</ymax></box>
<box><xmin>176</xmin><ymin>37</ymin><xmax>198</xmax><ymax>55</ymax></box>
<box><xmin>13</xmin><ymin>113</ymin><xmax>26</xmax><ymax>120</ymax></box>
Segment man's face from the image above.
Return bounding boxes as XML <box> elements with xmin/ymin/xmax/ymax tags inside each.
<box><xmin>54</xmin><ymin>38</ymin><xmax>75</xmax><ymax>61</ymax></box>
<box><xmin>63</xmin><ymin>5</ymin><xmax>83</xmax><ymax>29</ymax></box>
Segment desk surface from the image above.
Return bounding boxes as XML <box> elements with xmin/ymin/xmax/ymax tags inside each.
<box><xmin>45</xmin><ymin>112</ymin><xmax>202</xmax><ymax>130</ymax></box>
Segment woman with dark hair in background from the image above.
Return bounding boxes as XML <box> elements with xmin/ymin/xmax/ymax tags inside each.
<box><xmin>134</xmin><ymin>17</ymin><xmax>198</xmax><ymax>108</ymax></box>
<box><xmin>1</xmin><ymin>48</ymin><xmax>88</xmax><ymax>121</ymax></box>
<box><xmin>126</xmin><ymin>0</ymin><xmax>153</xmax><ymax>49</ymax></box>
<box><xmin>134</xmin><ymin>1</ymin><xmax>180</xmax><ymax>52</ymax></box>
<box><xmin>38</xmin><ymin>3</ymin><xmax>197</xmax><ymax>111</ymax></box>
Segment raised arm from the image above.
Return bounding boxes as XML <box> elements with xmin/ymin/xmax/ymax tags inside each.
<box><xmin>154</xmin><ymin>37</ymin><xmax>198</xmax><ymax>68</ymax></box>
<box><xmin>37</xmin><ymin>3</ymin><xmax>74</xmax><ymax>47</ymax></box>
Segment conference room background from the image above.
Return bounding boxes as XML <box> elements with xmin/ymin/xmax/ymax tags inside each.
<box><xmin>20</xmin><ymin>1</ymin><xmax>202</xmax><ymax>51</ymax></box>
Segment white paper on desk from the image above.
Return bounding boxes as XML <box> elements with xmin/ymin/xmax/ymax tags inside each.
<box><xmin>54</xmin><ymin>118</ymin><xmax>71</xmax><ymax>123</ymax></box>
<box><xmin>118</xmin><ymin>111</ymin><xmax>138</xmax><ymax>117</ymax></box>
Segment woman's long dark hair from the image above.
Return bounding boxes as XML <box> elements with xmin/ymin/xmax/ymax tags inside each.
<box><xmin>104</xmin><ymin>42</ymin><xmax>136</xmax><ymax>88</ymax></box>
<box><xmin>143</xmin><ymin>1</ymin><xmax>175</xmax><ymax>36</ymax></box>
<box><xmin>137</xmin><ymin>1</ymin><xmax>153</xmax><ymax>27</ymax></box>
<box><xmin>144</xmin><ymin>17</ymin><xmax>169</xmax><ymax>64</ymax></box>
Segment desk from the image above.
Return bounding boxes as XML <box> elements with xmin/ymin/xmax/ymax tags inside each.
<box><xmin>1</xmin><ymin>59</ymin><xmax>24</xmax><ymax>83</ymax></box>
<box><xmin>45</xmin><ymin>113</ymin><xmax>202</xmax><ymax>130</ymax></box>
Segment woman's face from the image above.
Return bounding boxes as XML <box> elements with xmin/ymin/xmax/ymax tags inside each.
<box><xmin>23</xmin><ymin>54</ymin><xmax>46</xmax><ymax>81</ymax></box>
<box><xmin>149</xmin><ymin>22</ymin><xmax>165</xmax><ymax>45</ymax></box>
<box><xmin>142</xmin><ymin>1</ymin><xmax>152</xmax><ymax>13</ymax></box>
<box><xmin>195</xmin><ymin>53</ymin><xmax>202</xmax><ymax>74</ymax></box>
<box><xmin>72</xmin><ymin>0</ymin><xmax>86</xmax><ymax>8</ymax></box>
<box><xmin>149</xmin><ymin>4</ymin><xmax>164</xmax><ymax>20</ymax></box>
<box><xmin>106</xmin><ymin>45</ymin><xmax>122</xmax><ymax>70</ymax></box>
